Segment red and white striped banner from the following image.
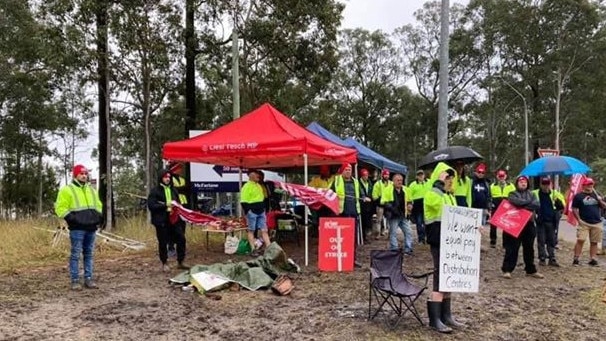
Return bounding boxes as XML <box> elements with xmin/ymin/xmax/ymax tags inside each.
<box><xmin>170</xmin><ymin>201</ymin><xmax>219</xmax><ymax>225</ymax></box>
<box><xmin>565</xmin><ymin>174</ymin><xmax>586</xmax><ymax>226</ymax></box>
<box><xmin>272</xmin><ymin>181</ymin><xmax>340</xmax><ymax>215</ymax></box>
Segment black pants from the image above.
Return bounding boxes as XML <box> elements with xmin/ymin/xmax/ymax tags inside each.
<box><xmin>501</xmin><ymin>223</ymin><xmax>537</xmax><ymax>274</ymax></box>
<box><xmin>360</xmin><ymin>209</ymin><xmax>374</xmax><ymax>240</ymax></box>
<box><xmin>536</xmin><ymin>220</ymin><xmax>556</xmax><ymax>261</ymax></box>
<box><xmin>340</xmin><ymin>213</ymin><xmax>359</xmax><ymax>260</ymax></box>
<box><xmin>430</xmin><ymin>245</ymin><xmax>441</xmax><ymax>292</ymax></box>
<box><xmin>155</xmin><ymin>222</ymin><xmax>186</xmax><ymax>264</ymax></box>
<box><xmin>167</xmin><ymin>220</ymin><xmax>186</xmax><ymax>251</ymax></box>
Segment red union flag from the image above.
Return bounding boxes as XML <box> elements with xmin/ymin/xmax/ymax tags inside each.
<box><xmin>489</xmin><ymin>200</ymin><xmax>533</xmax><ymax>238</ymax></box>
<box><xmin>272</xmin><ymin>181</ymin><xmax>340</xmax><ymax>215</ymax></box>
<box><xmin>565</xmin><ymin>174</ymin><xmax>586</xmax><ymax>226</ymax></box>
<box><xmin>169</xmin><ymin>201</ymin><xmax>219</xmax><ymax>225</ymax></box>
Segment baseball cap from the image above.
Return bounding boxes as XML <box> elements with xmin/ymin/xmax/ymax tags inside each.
<box><xmin>381</xmin><ymin>169</ymin><xmax>390</xmax><ymax>176</ymax></box>
<box><xmin>475</xmin><ymin>163</ymin><xmax>486</xmax><ymax>173</ymax></box>
<box><xmin>496</xmin><ymin>170</ymin><xmax>507</xmax><ymax>178</ymax></box>
<box><xmin>360</xmin><ymin>168</ymin><xmax>369</xmax><ymax>176</ymax></box>
<box><xmin>540</xmin><ymin>177</ymin><xmax>551</xmax><ymax>184</ymax></box>
<box><xmin>416</xmin><ymin>169</ymin><xmax>424</xmax><ymax>175</ymax></box>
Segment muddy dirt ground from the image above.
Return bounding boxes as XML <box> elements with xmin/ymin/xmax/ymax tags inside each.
<box><xmin>0</xmin><ymin>226</ymin><xmax>605</xmax><ymax>341</ymax></box>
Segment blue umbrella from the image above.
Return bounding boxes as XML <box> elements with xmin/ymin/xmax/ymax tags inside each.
<box><xmin>519</xmin><ymin>156</ymin><xmax>590</xmax><ymax>176</ymax></box>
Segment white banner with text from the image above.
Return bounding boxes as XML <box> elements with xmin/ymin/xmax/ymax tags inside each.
<box><xmin>439</xmin><ymin>205</ymin><xmax>483</xmax><ymax>293</ymax></box>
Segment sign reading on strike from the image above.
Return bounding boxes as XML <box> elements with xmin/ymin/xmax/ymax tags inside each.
<box><xmin>489</xmin><ymin>200</ymin><xmax>533</xmax><ymax>238</ymax></box>
<box><xmin>318</xmin><ymin>217</ymin><xmax>355</xmax><ymax>272</ymax></box>
<box><xmin>439</xmin><ymin>205</ymin><xmax>482</xmax><ymax>293</ymax></box>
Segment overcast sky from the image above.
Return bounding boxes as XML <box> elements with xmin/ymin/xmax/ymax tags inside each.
<box><xmin>341</xmin><ymin>0</ymin><xmax>469</xmax><ymax>32</ymax></box>
<box><xmin>79</xmin><ymin>0</ymin><xmax>471</xmax><ymax>178</ymax></box>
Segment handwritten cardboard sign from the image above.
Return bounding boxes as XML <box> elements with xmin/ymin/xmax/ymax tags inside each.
<box><xmin>489</xmin><ymin>200</ymin><xmax>533</xmax><ymax>238</ymax></box>
<box><xmin>439</xmin><ymin>205</ymin><xmax>483</xmax><ymax>293</ymax></box>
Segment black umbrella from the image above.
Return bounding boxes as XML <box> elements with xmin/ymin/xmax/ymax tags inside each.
<box><xmin>419</xmin><ymin>146</ymin><xmax>483</xmax><ymax>169</ymax></box>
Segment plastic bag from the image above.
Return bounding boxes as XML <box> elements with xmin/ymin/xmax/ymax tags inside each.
<box><xmin>236</xmin><ymin>239</ymin><xmax>252</xmax><ymax>255</ymax></box>
<box><xmin>224</xmin><ymin>236</ymin><xmax>239</xmax><ymax>255</ymax></box>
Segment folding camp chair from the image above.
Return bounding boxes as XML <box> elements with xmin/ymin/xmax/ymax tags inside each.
<box><xmin>368</xmin><ymin>249</ymin><xmax>432</xmax><ymax>330</ymax></box>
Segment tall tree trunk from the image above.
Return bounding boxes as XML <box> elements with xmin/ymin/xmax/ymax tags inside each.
<box><xmin>185</xmin><ymin>0</ymin><xmax>196</xmax><ymax>136</ymax></box>
<box><xmin>37</xmin><ymin>131</ymin><xmax>43</xmax><ymax>217</ymax></box>
<box><xmin>184</xmin><ymin>0</ymin><xmax>196</xmax><ymax>205</ymax></box>
<box><xmin>96</xmin><ymin>0</ymin><xmax>112</xmax><ymax>230</ymax></box>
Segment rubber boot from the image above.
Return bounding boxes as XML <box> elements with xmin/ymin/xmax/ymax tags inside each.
<box><xmin>441</xmin><ymin>298</ymin><xmax>466</xmax><ymax>329</ymax></box>
<box><xmin>427</xmin><ymin>301</ymin><xmax>453</xmax><ymax>333</ymax></box>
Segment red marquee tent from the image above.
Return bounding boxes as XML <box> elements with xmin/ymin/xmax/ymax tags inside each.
<box><xmin>162</xmin><ymin>103</ymin><xmax>357</xmax><ymax>168</ymax></box>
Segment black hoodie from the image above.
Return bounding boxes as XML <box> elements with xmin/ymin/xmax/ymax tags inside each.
<box><xmin>147</xmin><ymin>169</ymin><xmax>180</xmax><ymax>226</ymax></box>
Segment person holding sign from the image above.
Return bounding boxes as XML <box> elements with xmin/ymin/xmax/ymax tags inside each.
<box><xmin>423</xmin><ymin>162</ymin><xmax>460</xmax><ymax>334</ymax></box>
<box><xmin>331</xmin><ymin>163</ymin><xmax>362</xmax><ymax>268</ymax></box>
<box><xmin>501</xmin><ymin>176</ymin><xmax>543</xmax><ymax>279</ymax></box>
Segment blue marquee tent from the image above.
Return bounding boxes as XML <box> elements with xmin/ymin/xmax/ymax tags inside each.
<box><xmin>306</xmin><ymin>122</ymin><xmax>407</xmax><ymax>175</ymax></box>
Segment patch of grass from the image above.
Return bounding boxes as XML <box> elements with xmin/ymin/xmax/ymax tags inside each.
<box><xmin>0</xmin><ymin>215</ymin><xmax>229</xmax><ymax>274</ymax></box>
<box><xmin>584</xmin><ymin>280</ymin><xmax>606</xmax><ymax>320</ymax></box>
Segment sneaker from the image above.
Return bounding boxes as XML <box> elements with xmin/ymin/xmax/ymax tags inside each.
<box><xmin>572</xmin><ymin>258</ymin><xmax>580</xmax><ymax>266</ymax></box>
<box><xmin>526</xmin><ymin>272</ymin><xmax>544</xmax><ymax>279</ymax></box>
<box><xmin>502</xmin><ymin>272</ymin><xmax>512</xmax><ymax>279</ymax></box>
<box><xmin>70</xmin><ymin>282</ymin><xmax>82</xmax><ymax>291</ymax></box>
<box><xmin>538</xmin><ymin>259</ymin><xmax>546</xmax><ymax>266</ymax></box>
<box><xmin>588</xmin><ymin>259</ymin><xmax>598</xmax><ymax>266</ymax></box>
<box><xmin>162</xmin><ymin>263</ymin><xmax>171</xmax><ymax>272</ymax></box>
<box><xmin>554</xmin><ymin>245</ymin><xmax>561</xmax><ymax>250</ymax></box>
<box><xmin>84</xmin><ymin>279</ymin><xmax>98</xmax><ymax>289</ymax></box>
<box><xmin>177</xmin><ymin>262</ymin><xmax>190</xmax><ymax>270</ymax></box>
<box><xmin>548</xmin><ymin>259</ymin><xmax>560</xmax><ymax>267</ymax></box>
<box><xmin>490</xmin><ymin>244</ymin><xmax>496</xmax><ymax>249</ymax></box>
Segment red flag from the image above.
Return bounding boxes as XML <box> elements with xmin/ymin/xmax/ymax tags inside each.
<box><xmin>489</xmin><ymin>200</ymin><xmax>533</xmax><ymax>238</ymax></box>
<box><xmin>169</xmin><ymin>201</ymin><xmax>219</xmax><ymax>225</ymax></box>
<box><xmin>565</xmin><ymin>174</ymin><xmax>585</xmax><ymax>226</ymax></box>
<box><xmin>272</xmin><ymin>181</ymin><xmax>340</xmax><ymax>215</ymax></box>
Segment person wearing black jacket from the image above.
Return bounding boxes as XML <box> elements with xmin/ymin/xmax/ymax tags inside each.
<box><xmin>501</xmin><ymin>175</ymin><xmax>543</xmax><ymax>279</ymax></box>
<box><xmin>470</xmin><ymin>163</ymin><xmax>492</xmax><ymax>225</ymax></box>
<box><xmin>148</xmin><ymin>169</ymin><xmax>188</xmax><ymax>271</ymax></box>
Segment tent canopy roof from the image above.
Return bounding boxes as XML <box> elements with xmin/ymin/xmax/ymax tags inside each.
<box><xmin>306</xmin><ymin>122</ymin><xmax>407</xmax><ymax>174</ymax></box>
<box><xmin>162</xmin><ymin>103</ymin><xmax>357</xmax><ymax>168</ymax></box>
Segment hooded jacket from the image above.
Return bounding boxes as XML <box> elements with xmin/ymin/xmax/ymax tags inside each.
<box><xmin>508</xmin><ymin>176</ymin><xmax>540</xmax><ymax>226</ymax></box>
<box><xmin>424</xmin><ymin>162</ymin><xmax>456</xmax><ymax>246</ymax></box>
<box><xmin>147</xmin><ymin>170</ymin><xmax>181</xmax><ymax>226</ymax></box>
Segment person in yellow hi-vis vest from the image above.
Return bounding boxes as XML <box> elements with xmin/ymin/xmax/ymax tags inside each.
<box><xmin>147</xmin><ymin>169</ymin><xmax>188</xmax><ymax>272</ymax></box>
<box><xmin>167</xmin><ymin>161</ymin><xmax>189</xmax><ymax>258</ymax></box>
<box><xmin>423</xmin><ymin>162</ymin><xmax>463</xmax><ymax>334</ymax></box>
<box><xmin>489</xmin><ymin>169</ymin><xmax>516</xmax><ymax>247</ymax></box>
<box><xmin>409</xmin><ymin>169</ymin><xmax>430</xmax><ymax>243</ymax></box>
<box><xmin>372</xmin><ymin>169</ymin><xmax>392</xmax><ymax>238</ymax></box>
<box><xmin>452</xmin><ymin>161</ymin><xmax>471</xmax><ymax>207</ymax></box>
<box><xmin>241</xmin><ymin>169</ymin><xmax>272</xmax><ymax>257</ymax></box>
<box><xmin>330</xmin><ymin>163</ymin><xmax>362</xmax><ymax>268</ymax></box>
<box><xmin>308</xmin><ymin>165</ymin><xmax>335</xmax><ymax>219</ymax></box>
<box><xmin>55</xmin><ymin>164</ymin><xmax>103</xmax><ymax>290</ymax></box>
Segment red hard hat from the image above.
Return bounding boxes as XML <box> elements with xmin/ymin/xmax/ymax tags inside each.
<box><xmin>360</xmin><ymin>168</ymin><xmax>369</xmax><ymax>176</ymax></box>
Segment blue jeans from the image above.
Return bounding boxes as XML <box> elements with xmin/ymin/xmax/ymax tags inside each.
<box><xmin>413</xmin><ymin>212</ymin><xmax>425</xmax><ymax>242</ymax></box>
<box><xmin>388</xmin><ymin>218</ymin><xmax>413</xmax><ymax>253</ymax></box>
<box><xmin>69</xmin><ymin>230</ymin><xmax>96</xmax><ymax>283</ymax></box>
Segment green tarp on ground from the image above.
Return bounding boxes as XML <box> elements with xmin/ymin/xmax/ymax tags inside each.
<box><xmin>169</xmin><ymin>242</ymin><xmax>300</xmax><ymax>291</ymax></box>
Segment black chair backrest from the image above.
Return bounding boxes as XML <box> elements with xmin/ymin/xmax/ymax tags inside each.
<box><xmin>370</xmin><ymin>249</ymin><xmax>403</xmax><ymax>281</ymax></box>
